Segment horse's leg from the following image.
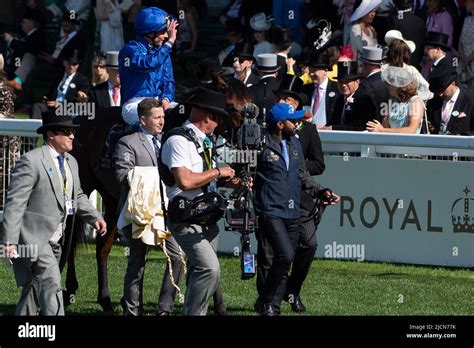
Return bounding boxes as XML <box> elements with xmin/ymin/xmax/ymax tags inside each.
<box><xmin>95</xmin><ymin>189</ymin><xmax>118</xmax><ymax>313</ymax></box>
<box><xmin>64</xmin><ymin>239</ymin><xmax>79</xmax><ymax>307</ymax></box>
<box><xmin>96</xmin><ymin>226</ymin><xmax>117</xmax><ymax>312</ymax></box>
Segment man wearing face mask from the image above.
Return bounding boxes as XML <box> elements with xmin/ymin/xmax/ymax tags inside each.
<box><xmin>119</xmin><ymin>7</ymin><xmax>178</xmax><ymax>125</ymax></box>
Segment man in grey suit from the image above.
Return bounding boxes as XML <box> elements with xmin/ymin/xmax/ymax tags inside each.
<box><xmin>114</xmin><ymin>98</ymin><xmax>184</xmax><ymax>316</ymax></box>
<box><xmin>0</xmin><ymin>111</ymin><xmax>106</xmax><ymax>315</ymax></box>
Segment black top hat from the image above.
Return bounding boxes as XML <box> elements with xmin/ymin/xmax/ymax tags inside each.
<box><xmin>63</xmin><ymin>12</ymin><xmax>80</xmax><ymax>25</ymax></box>
<box><xmin>337</xmin><ymin>61</ymin><xmax>360</xmax><ymax>81</ymax></box>
<box><xmin>307</xmin><ymin>52</ymin><xmax>332</xmax><ymax>71</ymax></box>
<box><xmin>36</xmin><ymin>110</ymin><xmax>80</xmax><ymax>134</ymax></box>
<box><xmin>63</xmin><ymin>49</ymin><xmax>81</xmax><ymax>64</ymax></box>
<box><xmin>23</xmin><ymin>9</ymin><xmax>46</xmax><ymax>26</ymax></box>
<box><xmin>428</xmin><ymin>65</ymin><xmax>457</xmax><ymax>94</ymax></box>
<box><xmin>233</xmin><ymin>42</ymin><xmax>256</xmax><ymax>62</ymax></box>
<box><xmin>393</xmin><ymin>0</ymin><xmax>413</xmax><ymax>10</ymax></box>
<box><xmin>224</xmin><ymin>18</ymin><xmax>243</xmax><ymax>34</ymax></box>
<box><xmin>276</xmin><ymin>74</ymin><xmax>306</xmax><ymax>105</ymax></box>
<box><xmin>272</xmin><ymin>25</ymin><xmax>292</xmax><ymax>47</ymax></box>
<box><xmin>185</xmin><ymin>87</ymin><xmax>229</xmax><ymax>117</ymax></box>
<box><xmin>425</xmin><ymin>31</ymin><xmax>450</xmax><ymax>51</ymax></box>
<box><xmin>196</xmin><ymin>57</ymin><xmax>221</xmax><ymax>81</ymax></box>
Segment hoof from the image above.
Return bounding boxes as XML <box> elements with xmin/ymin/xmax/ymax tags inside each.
<box><xmin>98</xmin><ymin>297</ymin><xmax>115</xmax><ymax>313</ymax></box>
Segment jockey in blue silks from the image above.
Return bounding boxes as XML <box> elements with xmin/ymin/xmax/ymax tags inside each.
<box><xmin>119</xmin><ymin>7</ymin><xmax>178</xmax><ymax>125</ymax></box>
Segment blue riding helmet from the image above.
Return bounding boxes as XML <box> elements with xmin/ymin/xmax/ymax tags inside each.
<box><xmin>135</xmin><ymin>7</ymin><xmax>169</xmax><ymax>35</ymax></box>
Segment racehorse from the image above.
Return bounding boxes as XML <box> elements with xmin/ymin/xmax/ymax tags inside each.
<box><xmin>60</xmin><ymin>106</ymin><xmax>125</xmax><ymax>312</ymax></box>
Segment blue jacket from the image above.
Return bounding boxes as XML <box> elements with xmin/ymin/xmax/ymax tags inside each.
<box><xmin>119</xmin><ymin>36</ymin><xmax>175</xmax><ymax>104</ymax></box>
<box><xmin>254</xmin><ymin>134</ymin><xmax>302</xmax><ymax>220</ymax></box>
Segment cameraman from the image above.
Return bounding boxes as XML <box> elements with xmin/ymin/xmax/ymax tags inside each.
<box><xmin>160</xmin><ymin>88</ymin><xmax>239</xmax><ymax>316</ymax></box>
<box><xmin>254</xmin><ymin>103</ymin><xmax>326</xmax><ymax>316</ymax></box>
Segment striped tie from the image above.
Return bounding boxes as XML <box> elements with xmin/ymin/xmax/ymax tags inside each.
<box><xmin>57</xmin><ymin>155</ymin><xmax>67</xmax><ymax>187</ymax></box>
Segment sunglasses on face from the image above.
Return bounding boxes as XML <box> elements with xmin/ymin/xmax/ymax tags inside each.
<box><xmin>233</xmin><ymin>57</ymin><xmax>247</xmax><ymax>64</ymax></box>
<box><xmin>54</xmin><ymin>128</ymin><xmax>76</xmax><ymax>136</ymax></box>
<box><xmin>94</xmin><ymin>65</ymin><xmax>105</xmax><ymax>69</ymax></box>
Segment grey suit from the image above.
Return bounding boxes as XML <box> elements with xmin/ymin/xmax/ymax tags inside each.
<box><xmin>0</xmin><ymin>145</ymin><xmax>102</xmax><ymax>315</ymax></box>
<box><xmin>114</xmin><ymin>130</ymin><xmax>183</xmax><ymax>316</ymax></box>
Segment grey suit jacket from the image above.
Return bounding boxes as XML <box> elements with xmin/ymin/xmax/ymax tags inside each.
<box><xmin>0</xmin><ymin>145</ymin><xmax>102</xmax><ymax>250</ymax></box>
<box><xmin>114</xmin><ymin>130</ymin><xmax>159</xmax><ymax>215</ymax></box>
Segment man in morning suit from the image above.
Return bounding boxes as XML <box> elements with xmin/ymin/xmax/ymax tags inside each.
<box><xmin>0</xmin><ymin>111</ymin><xmax>106</xmax><ymax>315</ymax></box>
<box><xmin>427</xmin><ymin>66</ymin><xmax>473</xmax><ymax>135</ymax></box>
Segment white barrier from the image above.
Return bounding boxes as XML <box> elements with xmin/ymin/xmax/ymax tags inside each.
<box><xmin>0</xmin><ymin>120</ymin><xmax>473</xmax><ymax>267</ymax></box>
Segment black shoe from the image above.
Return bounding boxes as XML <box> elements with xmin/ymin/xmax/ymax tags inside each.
<box><xmin>261</xmin><ymin>303</ymin><xmax>277</xmax><ymax>316</ymax></box>
<box><xmin>213</xmin><ymin>304</ymin><xmax>228</xmax><ymax>316</ymax></box>
<box><xmin>289</xmin><ymin>296</ymin><xmax>306</xmax><ymax>313</ymax></box>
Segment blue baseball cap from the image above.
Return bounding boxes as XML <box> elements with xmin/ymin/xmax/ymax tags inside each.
<box><xmin>267</xmin><ymin>103</ymin><xmax>305</xmax><ymax>124</ymax></box>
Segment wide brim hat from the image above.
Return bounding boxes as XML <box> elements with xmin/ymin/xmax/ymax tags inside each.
<box><xmin>105</xmin><ymin>51</ymin><xmax>119</xmax><ymax>69</ymax></box>
<box><xmin>336</xmin><ymin>61</ymin><xmax>360</xmax><ymax>81</ymax></box>
<box><xmin>360</xmin><ymin>46</ymin><xmax>384</xmax><ymax>64</ymax></box>
<box><xmin>184</xmin><ymin>87</ymin><xmax>229</xmax><ymax>117</ymax></box>
<box><xmin>385</xmin><ymin>30</ymin><xmax>416</xmax><ymax>53</ymax></box>
<box><xmin>351</xmin><ymin>0</ymin><xmax>382</xmax><ymax>22</ymax></box>
<box><xmin>314</xmin><ymin>29</ymin><xmax>343</xmax><ymax>53</ymax></box>
<box><xmin>306</xmin><ymin>52</ymin><xmax>333</xmax><ymax>71</ymax></box>
<box><xmin>233</xmin><ymin>42</ymin><xmax>256</xmax><ymax>63</ymax></box>
<box><xmin>428</xmin><ymin>65</ymin><xmax>457</xmax><ymax>94</ymax></box>
<box><xmin>255</xmin><ymin>53</ymin><xmax>280</xmax><ymax>73</ymax></box>
<box><xmin>276</xmin><ymin>74</ymin><xmax>305</xmax><ymax>104</ymax></box>
<box><xmin>425</xmin><ymin>31</ymin><xmax>451</xmax><ymax>51</ymax></box>
<box><xmin>381</xmin><ymin>65</ymin><xmax>414</xmax><ymax>87</ymax></box>
<box><xmin>250</xmin><ymin>12</ymin><xmax>273</xmax><ymax>32</ymax></box>
<box><xmin>36</xmin><ymin>110</ymin><xmax>79</xmax><ymax>134</ymax></box>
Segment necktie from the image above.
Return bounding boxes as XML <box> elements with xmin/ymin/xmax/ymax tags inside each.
<box><xmin>57</xmin><ymin>155</ymin><xmax>67</xmax><ymax>188</ymax></box>
<box><xmin>152</xmin><ymin>135</ymin><xmax>160</xmax><ymax>160</ymax></box>
<box><xmin>312</xmin><ymin>86</ymin><xmax>321</xmax><ymax>115</ymax></box>
<box><xmin>341</xmin><ymin>98</ymin><xmax>349</xmax><ymax>124</ymax></box>
<box><xmin>442</xmin><ymin>100</ymin><xmax>453</xmax><ymax>123</ymax></box>
<box><xmin>112</xmin><ymin>86</ymin><xmax>120</xmax><ymax>106</ymax></box>
<box><xmin>280</xmin><ymin>140</ymin><xmax>290</xmax><ymax>171</ymax></box>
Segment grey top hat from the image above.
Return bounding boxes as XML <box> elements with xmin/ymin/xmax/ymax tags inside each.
<box><xmin>360</xmin><ymin>47</ymin><xmax>383</xmax><ymax>64</ymax></box>
<box><xmin>105</xmin><ymin>51</ymin><xmax>119</xmax><ymax>69</ymax></box>
<box><xmin>256</xmin><ymin>53</ymin><xmax>280</xmax><ymax>73</ymax></box>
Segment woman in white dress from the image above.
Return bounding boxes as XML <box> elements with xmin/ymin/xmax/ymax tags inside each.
<box><xmin>95</xmin><ymin>0</ymin><xmax>124</xmax><ymax>53</ymax></box>
<box><xmin>347</xmin><ymin>0</ymin><xmax>380</xmax><ymax>60</ymax></box>
<box><xmin>367</xmin><ymin>66</ymin><xmax>425</xmax><ymax>134</ymax></box>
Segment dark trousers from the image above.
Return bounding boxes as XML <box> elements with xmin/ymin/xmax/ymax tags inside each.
<box><xmin>256</xmin><ymin>213</ymin><xmax>318</xmax><ymax>310</ymax></box>
<box><xmin>286</xmin><ymin>215</ymin><xmax>318</xmax><ymax>297</ymax></box>
<box><xmin>258</xmin><ymin>215</ymin><xmax>299</xmax><ymax>306</ymax></box>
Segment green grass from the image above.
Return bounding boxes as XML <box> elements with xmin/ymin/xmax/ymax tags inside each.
<box><xmin>0</xmin><ymin>245</ymin><xmax>473</xmax><ymax>316</ymax></box>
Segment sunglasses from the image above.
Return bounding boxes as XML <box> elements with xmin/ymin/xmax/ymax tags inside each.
<box><xmin>94</xmin><ymin>65</ymin><xmax>105</xmax><ymax>69</ymax></box>
<box><xmin>54</xmin><ymin>128</ymin><xmax>76</xmax><ymax>136</ymax></box>
<box><xmin>233</xmin><ymin>57</ymin><xmax>247</xmax><ymax>64</ymax></box>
